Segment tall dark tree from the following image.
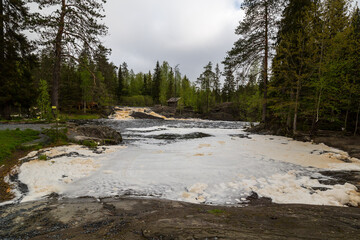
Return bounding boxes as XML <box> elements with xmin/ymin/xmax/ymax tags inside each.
<box><xmin>270</xmin><ymin>0</ymin><xmax>313</xmax><ymax>134</ymax></box>
<box><xmin>31</xmin><ymin>0</ymin><xmax>108</xmax><ymax>108</ymax></box>
<box><xmin>350</xmin><ymin>7</ymin><xmax>360</xmax><ymax>135</ymax></box>
<box><xmin>152</xmin><ymin>61</ymin><xmax>161</xmax><ymax>103</ymax></box>
<box><xmin>222</xmin><ymin>67</ymin><xmax>236</xmax><ymax>102</ymax></box>
<box><xmin>213</xmin><ymin>63</ymin><xmax>221</xmax><ymax>102</ymax></box>
<box><xmin>0</xmin><ymin>0</ymin><xmax>36</xmax><ymax>119</ymax></box>
<box><xmin>197</xmin><ymin>62</ymin><xmax>215</xmax><ymax>113</ymax></box>
<box><xmin>167</xmin><ymin>67</ymin><xmax>175</xmax><ymax>99</ymax></box>
<box><xmin>94</xmin><ymin>45</ymin><xmax>117</xmax><ymax>100</ymax></box>
<box><xmin>225</xmin><ymin>0</ymin><xmax>284</xmax><ymax>123</ymax></box>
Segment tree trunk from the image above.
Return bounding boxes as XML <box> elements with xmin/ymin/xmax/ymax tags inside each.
<box><xmin>355</xmin><ymin>102</ymin><xmax>360</xmax><ymax>136</ymax></box>
<box><xmin>262</xmin><ymin>2</ymin><xmax>269</xmax><ymax>124</ymax></box>
<box><xmin>312</xmin><ymin>35</ymin><xmax>325</xmax><ymax>133</ymax></box>
<box><xmin>287</xmin><ymin>88</ymin><xmax>294</xmax><ymax>130</ymax></box>
<box><xmin>1</xmin><ymin>104</ymin><xmax>11</xmax><ymax>120</ymax></box>
<box><xmin>344</xmin><ymin>109</ymin><xmax>349</xmax><ymax>132</ymax></box>
<box><xmin>0</xmin><ymin>0</ymin><xmax>4</xmax><ymax>64</ymax></box>
<box><xmin>51</xmin><ymin>0</ymin><xmax>66</xmax><ymax>108</ymax></box>
<box><xmin>344</xmin><ymin>92</ymin><xmax>352</xmax><ymax>131</ymax></box>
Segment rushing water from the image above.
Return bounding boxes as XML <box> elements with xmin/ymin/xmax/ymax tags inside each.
<box><xmin>6</xmin><ymin>117</ymin><xmax>360</xmax><ymax>207</ymax></box>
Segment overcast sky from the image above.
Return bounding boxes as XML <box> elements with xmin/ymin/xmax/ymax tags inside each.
<box><xmin>102</xmin><ymin>0</ymin><xmax>244</xmax><ymax>81</ymax></box>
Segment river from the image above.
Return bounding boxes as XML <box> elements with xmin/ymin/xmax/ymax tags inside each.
<box><xmin>5</xmin><ymin>111</ymin><xmax>360</xmax><ymax>207</ymax></box>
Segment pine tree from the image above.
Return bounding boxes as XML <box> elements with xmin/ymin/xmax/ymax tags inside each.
<box><xmin>31</xmin><ymin>0</ymin><xmax>108</xmax><ymax>108</ymax></box>
<box><xmin>225</xmin><ymin>0</ymin><xmax>284</xmax><ymax>123</ymax></box>
<box><xmin>197</xmin><ymin>62</ymin><xmax>215</xmax><ymax>113</ymax></box>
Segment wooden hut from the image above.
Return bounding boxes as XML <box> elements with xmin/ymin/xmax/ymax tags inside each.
<box><xmin>167</xmin><ymin>97</ymin><xmax>181</xmax><ymax>108</ymax></box>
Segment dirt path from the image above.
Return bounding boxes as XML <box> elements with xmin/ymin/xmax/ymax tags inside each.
<box><xmin>1</xmin><ymin>197</ymin><xmax>360</xmax><ymax>239</ymax></box>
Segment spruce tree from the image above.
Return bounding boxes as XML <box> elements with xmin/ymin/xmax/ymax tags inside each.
<box><xmin>152</xmin><ymin>61</ymin><xmax>161</xmax><ymax>103</ymax></box>
<box><xmin>213</xmin><ymin>64</ymin><xmax>221</xmax><ymax>103</ymax></box>
<box><xmin>167</xmin><ymin>67</ymin><xmax>175</xmax><ymax>99</ymax></box>
<box><xmin>270</xmin><ymin>0</ymin><xmax>313</xmax><ymax>134</ymax></box>
<box><xmin>0</xmin><ymin>0</ymin><xmax>36</xmax><ymax>119</ymax></box>
<box><xmin>222</xmin><ymin>67</ymin><xmax>236</xmax><ymax>102</ymax></box>
<box><xmin>118</xmin><ymin>65</ymin><xmax>124</xmax><ymax>102</ymax></box>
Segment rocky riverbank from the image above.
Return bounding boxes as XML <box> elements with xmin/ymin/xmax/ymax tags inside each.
<box><xmin>0</xmin><ymin>122</ymin><xmax>122</xmax><ymax>202</ymax></box>
<box><xmin>1</xmin><ymin>196</ymin><xmax>360</xmax><ymax>239</ymax></box>
<box><xmin>150</xmin><ymin>102</ymin><xmax>243</xmax><ymax>121</ymax></box>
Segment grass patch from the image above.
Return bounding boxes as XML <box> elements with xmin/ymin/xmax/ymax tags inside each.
<box><xmin>0</xmin><ymin>129</ymin><xmax>40</xmax><ymax>165</ymax></box>
<box><xmin>82</xmin><ymin>140</ymin><xmax>98</xmax><ymax>149</ymax></box>
<box><xmin>38</xmin><ymin>154</ymin><xmax>48</xmax><ymax>161</ymax></box>
<box><xmin>42</xmin><ymin>127</ymin><xmax>69</xmax><ymax>146</ymax></box>
<box><xmin>59</xmin><ymin>113</ymin><xmax>101</xmax><ymax>121</ymax></box>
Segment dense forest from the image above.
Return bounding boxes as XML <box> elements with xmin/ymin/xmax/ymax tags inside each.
<box><xmin>0</xmin><ymin>0</ymin><xmax>359</xmax><ymax>135</ymax></box>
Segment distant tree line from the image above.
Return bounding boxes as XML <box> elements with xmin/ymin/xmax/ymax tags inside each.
<box><xmin>0</xmin><ymin>0</ymin><xmax>259</xmax><ymax>120</ymax></box>
<box><xmin>0</xmin><ymin>0</ymin><xmax>359</xmax><ymax>135</ymax></box>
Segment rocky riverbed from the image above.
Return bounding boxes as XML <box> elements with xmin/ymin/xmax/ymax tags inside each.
<box><xmin>1</xmin><ymin>196</ymin><xmax>360</xmax><ymax>239</ymax></box>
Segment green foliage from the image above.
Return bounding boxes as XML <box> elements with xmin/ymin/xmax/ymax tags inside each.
<box><xmin>31</xmin><ymin>0</ymin><xmax>108</xmax><ymax>107</ymax></box>
<box><xmin>37</xmin><ymin>79</ymin><xmax>52</xmax><ymax>120</ymax></box>
<box><xmin>152</xmin><ymin>61</ymin><xmax>162</xmax><ymax>103</ymax></box>
<box><xmin>267</xmin><ymin>0</ymin><xmax>360</xmax><ymax>134</ymax></box>
<box><xmin>0</xmin><ymin>0</ymin><xmax>37</xmax><ymax>119</ymax></box>
<box><xmin>120</xmin><ymin>95</ymin><xmax>154</xmax><ymax>107</ymax></box>
<box><xmin>0</xmin><ymin>129</ymin><xmax>39</xmax><ymax>164</ymax></box>
<box><xmin>42</xmin><ymin>127</ymin><xmax>68</xmax><ymax>145</ymax></box>
<box><xmin>81</xmin><ymin>140</ymin><xmax>98</xmax><ymax>149</ymax></box>
<box><xmin>38</xmin><ymin>154</ymin><xmax>47</xmax><ymax>161</ymax></box>
<box><xmin>58</xmin><ymin>113</ymin><xmax>101</xmax><ymax>121</ymax></box>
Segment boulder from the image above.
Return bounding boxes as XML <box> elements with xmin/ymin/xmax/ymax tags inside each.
<box><xmin>130</xmin><ymin>111</ymin><xmax>164</xmax><ymax>120</ymax></box>
<box><xmin>67</xmin><ymin>125</ymin><xmax>122</xmax><ymax>145</ymax></box>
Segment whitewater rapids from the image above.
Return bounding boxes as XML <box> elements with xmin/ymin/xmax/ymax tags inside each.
<box><xmin>5</xmin><ymin>112</ymin><xmax>360</xmax><ymax>207</ymax></box>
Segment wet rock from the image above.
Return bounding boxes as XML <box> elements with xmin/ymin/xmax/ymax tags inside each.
<box><xmin>229</xmin><ymin>134</ymin><xmax>251</xmax><ymax>139</ymax></box>
<box><xmin>152</xmin><ymin>132</ymin><xmax>212</xmax><ymax>140</ymax></box>
<box><xmin>318</xmin><ymin>171</ymin><xmax>360</xmax><ymax>189</ymax></box>
<box><xmin>130</xmin><ymin>111</ymin><xmax>164</xmax><ymax>120</ymax></box>
<box><xmin>245</xmin><ymin>192</ymin><xmax>273</xmax><ymax>206</ymax></box>
<box><xmin>67</xmin><ymin>125</ymin><xmax>122</xmax><ymax>145</ymax></box>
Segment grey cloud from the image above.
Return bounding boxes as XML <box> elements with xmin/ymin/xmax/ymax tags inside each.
<box><xmin>103</xmin><ymin>0</ymin><xmax>243</xmax><ymax>81</ymax></box>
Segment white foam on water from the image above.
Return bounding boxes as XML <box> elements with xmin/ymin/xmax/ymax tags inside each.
<box><xmin>9</xmin><ymin>122</ymin><xmax>360</xmax><ymax>207</ymax></box>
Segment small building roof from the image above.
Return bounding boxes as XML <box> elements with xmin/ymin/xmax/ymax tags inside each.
<box><xmin>167</xmin><ymin>97</ymin><xmax>181</xmax><ymax>103</ymax></box>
